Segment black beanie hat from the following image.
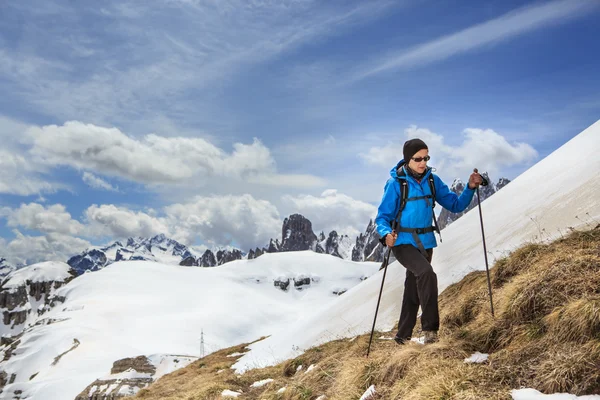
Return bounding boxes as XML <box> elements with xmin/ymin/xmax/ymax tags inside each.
<box><xmin>403</xmin><ymin>138</ymin><xmax>428</xmax><ymax>163</ymax></box>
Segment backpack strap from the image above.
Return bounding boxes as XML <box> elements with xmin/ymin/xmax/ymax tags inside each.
<box><xmin>428</xmin><ymin>174</ymin><xmax>442</xmax><ymax>242</ymax></box>
<box><xmin>428</xmin><ymin>174</ymin><xmax>436</xmax><ymax>208</ymax></box>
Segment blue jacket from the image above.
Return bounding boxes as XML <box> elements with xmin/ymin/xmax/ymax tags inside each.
<box><xmin>375</xmin><ymin>160</ymin><xmax>475</xmax><ymax>249</ymax></box>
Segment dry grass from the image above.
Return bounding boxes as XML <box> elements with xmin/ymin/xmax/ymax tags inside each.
<box><xmin>134</xmin><ymin>225</ymin><xmax>600</xmax><ymax>399</ymax></box>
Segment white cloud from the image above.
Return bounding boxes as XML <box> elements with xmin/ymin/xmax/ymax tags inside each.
<box><xmin>360</xmin><ymin>125</ymin><xmax>538</xmax><ymax>182</ymax></box>
<box><xmin>282</xmin><ymin>189</ymin><xmax>377</xmax><ymax>237</ymax></box>
<box><xmin>82</xmin><ymin>172</ymin><xmax>119</xmax><ymax>192</ymax></box>
<box><xmin>353</xmin><ymin>0</ymin><xmax>598</xmax><ymax>81</ymax></box>
<box><xmin>25</xmin><ymin>121</ymin><xmax>325</xmax><ymax>188</ymax></box>
<box><xmin>0</xmin><ymin>203</ymin><xmax>84</xmax><ymax>236</ymax></box>
<box><xmin>0</xmin><ymin>230</ymin><xmax>91</xmax><ymax>266</ymax></box>
<box><xmin>164</xmin><ymin>194</ymin><xmax>281</xmax><ymax>250</ymax></box>
<box><xmin>0</xmin><ymin>196</ymin><xmax>283</xmax><ymax>260</ymax></box>
<box><xmin>0</xmin><ymin>117</ymin><xmax>63</xmax><ymax>196</ymax></box>
<box><xmin>84</xmin><ymin>204</ymin><xmax>170</xmax><ymax>239</ymax></box>
<box><xmin>0</xmin><ymin>150</ymin><xmax>58</xmax><ymax>196</ymax></box>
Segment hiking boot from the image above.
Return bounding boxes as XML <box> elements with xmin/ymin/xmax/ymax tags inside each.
<box><xmin>423</xmin><ymin>331</ymin><xmax>438</xmax><ymax>344</ymax></box>
<box><xmin>394</xmin><ymin>336</ymin><xmax>409</xmax><ymax>345</ymax></box>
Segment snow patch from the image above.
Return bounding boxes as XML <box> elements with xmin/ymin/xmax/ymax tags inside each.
<box><xmin>250</xmin><ymin>378</ymin><xmax>273</xmax><ymax>387</ymax></box>
<box><xmin>360</xmin><ymin>385</ymin><xmax>376</xmax><ymax>400</ymax></box>
<box><xmin>221</xmin><ymin>389</ymin><xmax>242</xmax><ymax>397</ymax></box>
<box><xmin>464</xmin><ymin>352</ymin><xmax>489</xmax><ymax>364</ymax></box>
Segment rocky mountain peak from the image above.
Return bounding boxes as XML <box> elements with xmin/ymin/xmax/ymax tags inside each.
<box><xmin>352</xmin><ymin>219</ymin><xmax>385</xmax><ymax>262</ymax></box>
<box><xmin>280</xmin><ymin>214</ymin><xmax>318</xmax><ymax>252</ymax></box>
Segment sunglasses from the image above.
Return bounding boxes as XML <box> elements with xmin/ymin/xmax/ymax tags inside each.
<box><xmin>411</xmin><ymin>155</ymin><xmax>431</xmax><ymax>163</ymax></box>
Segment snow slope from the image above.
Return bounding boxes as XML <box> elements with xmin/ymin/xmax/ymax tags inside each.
<box><xmin>0</xmin><ymin>252</ymin><xmax>378</xmax><ymax>399</ymax></box>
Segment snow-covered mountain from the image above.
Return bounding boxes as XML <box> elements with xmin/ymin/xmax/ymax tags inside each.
<box><xmin>231</xmin><ymin>119</ymin><xmax>600</xmax><ymax>373</ymax></box>
<box><xmin>437</xmin><ymin>173</ymin><xmax>511</xmax><ymax>230</ymax></box>
<box><xmin>66</xmin><ymin>234</ymin><xmax>247</xmax><ymax>273</ymax></box>
<box><xmin>0</xmin><ymin>252</ymin><xmax>379</xmax><ymax>399</ymax></box>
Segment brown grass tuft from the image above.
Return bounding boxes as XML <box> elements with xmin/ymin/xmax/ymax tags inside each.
<box><xmin>492</xmin><ymin>243</ymin><xmax>546</xmax><ymax>287</ymax></box>
<box><xmin>534</xmin><ymin>341</ymin><xmax>600</xmax><ymax>395</ymax></box>
<box><xmin>544</xmin><ymin>296</ymin><xmax>600</xmax><ymax>343</ymax></box>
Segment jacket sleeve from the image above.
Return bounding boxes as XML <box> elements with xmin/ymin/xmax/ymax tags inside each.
<box><xmin>433</xmin><ymin>174</ymin><xmax>475</xmax><ymax>213</ymax></box>
<box><xmin>375</xmin><ymin>178</ymin><xmax>400</xmax><ymax>237</ymax></box>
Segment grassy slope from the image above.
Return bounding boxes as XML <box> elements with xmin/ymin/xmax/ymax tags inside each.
<box><xmin>134</xmin><ymin>225</ymin><xmax>600</xmax><ymax>400</ymax></box>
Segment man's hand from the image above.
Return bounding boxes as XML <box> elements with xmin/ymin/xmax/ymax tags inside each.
<box><xmin>385</xmin><ymin>231</ymin><xmax>398</xmax><ymax>247</ymax></box>
<box><xmin>468</xmin><ymin>168</ymin><xmax>483</xmax><ymax>189</ymax></box>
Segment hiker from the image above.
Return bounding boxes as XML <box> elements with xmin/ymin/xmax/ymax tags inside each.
<box><xmin>375</xmin><ymin>138</ymin><xmax>483</xmax><ymax>344</ymax></box>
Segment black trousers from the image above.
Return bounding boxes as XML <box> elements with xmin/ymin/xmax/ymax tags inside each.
<box><xmin>392</xmin><ymin>244</ymin><xmax>438</xmax><ymax>340</ymax></box>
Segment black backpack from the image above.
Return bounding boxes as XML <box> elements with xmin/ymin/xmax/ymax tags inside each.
<box><xmin>391</xmin><ymin>167</ymin><xmax>441</xmax><ymax>256</ymax></box>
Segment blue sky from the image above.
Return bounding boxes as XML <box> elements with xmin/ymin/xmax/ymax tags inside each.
<box><xmin>0</xmin><ymin>0</ymin><xmax>599</xmax><ymax>265</ymax></box>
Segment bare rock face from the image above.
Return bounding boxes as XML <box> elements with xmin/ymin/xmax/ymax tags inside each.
<box><xmin>496</xmin><ymin>177</ymin><xmax>511</xmax><ymax>190</ymax></box>
<box><xmin>199</xmin><ymin>250</ymin><xmax>217</xmax><ymax>267</ymax></box>
<box><xmin>216</xmin><ymin>249</ymin><xmax>243</xmax><ymax>265</ymax></box>
<box><xmin>352</xmin><ymin>219</ymin><xmax>384</xmax><ymax>262</ymax></box>
<box><xmin>75</xmin><ymin>355</ymin><xmax>195</xmax><ymax>400</ymax></box>
<box><xmin>274</xmin><ymin>276</ymin><xmax>317</xmax><ymax>292</ymax></box>
<box><xmin>112</xmin><ymin>356</ymin><xmax>156</xmax><ymax>375</ymax></box>
<box><xmin>0</xmin><ymin>274</ymin><xmax>74</xmax><ymax>331</ymax></box>
<box><xmin>274</xmin><ymin>278</ymin><xmax>290</xmax><ymax>291</ymax></box>
<box><xmin>280</xmin><ymin>214</ymin><xmax>318</xmax><ymax>252</ymax></box>
<box><xmin>75</xmin><ymin>356</ymin><xmax>156</xmax><ymax>399</ymax></box>
<box><xmin>67</xmin><ymin>249</ymin><xmax>108</xmax><ymax>275</ymax></box>
<box><xmin>323</xmin><ymin>230</ymin><xmax>352</xmax><ymax>259</ymax></box>
<box><xmin>267</xmin><ymin>239</ymin><xmax>280</xmax><ymax>253</ymax></box>
<box><xmin>179</xmin><ymin>256</ymin><xmax>198</xmax><ymax>267</ymax></box>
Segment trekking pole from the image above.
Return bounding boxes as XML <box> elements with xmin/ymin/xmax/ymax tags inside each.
<box><xmin>474</xmin><ymin>168</ymin><xmax>494</xmax><ymax>317</ymax></box>
<box><xmin>366</xmin><ymin>238</ymin><xmax>394</xmax><ymax>358</ymax></box>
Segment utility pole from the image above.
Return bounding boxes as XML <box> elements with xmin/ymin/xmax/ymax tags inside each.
<box><xmin>200</xmin><ymin>329</ymin><xmax>205</xmax><ymax>358</ymax></box>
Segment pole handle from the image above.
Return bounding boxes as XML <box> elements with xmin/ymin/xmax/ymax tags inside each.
<box><xmin>473</xmin><ymin>168</ymin><xmax>489</xmax><ymax>186</ymax></box>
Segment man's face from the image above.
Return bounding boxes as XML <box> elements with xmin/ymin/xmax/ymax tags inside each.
<box><xmin>408</xmin><ymin>149</ymin><xmax>429</xmax><ymax>174</ymax></box>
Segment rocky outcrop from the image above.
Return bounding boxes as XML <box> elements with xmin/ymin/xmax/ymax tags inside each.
<box><xmin>322</xmin><ymin>231</ymin><xmax>353</xmax><ymax>259</ymax></box>
<box><xmin>74</xmin><ymin>356</ymin><xmax>155</xmax><ymax>400</ymax></box>
<box><xmin>112</xmin><ymin>356</ymin><xmax>156</xmax><ymax>375</ymax></box>
<box><xmin>280</xmin><ymin>214</ymin><xmax>318</xmax><ymax>252</ymax></box>
<box><xmin>267</xmin><ymin>239</ymin><xmax>280</xmax><ymax>253</ymax></box>
<box><xmin>0</xmin><ymin>263</ymin><xmax>75</xmax><ymax>332</ymax></box>
<box><xmin>352</xmin><ymin>220</ymin><xmax>384</xmax><ymax>262</ymax></box>
<box><xmin>274</xmin><ymin>278</ymin><xmax>290</xmax><ymax>291</ymax></box>
<box><xmin>216</xmin><ymin>249</ymin><xmax>243</xmax><ymax>265</ymax></box>
<box><xmin>496</xmin><ymin>177</ymin><xmax>510</xmax><ymax>190</ymax></box>
<box><xmin>75</xmin><ymin>355</ymin><xmax>195</xmax><ymax>400</ymax></box>
<box><xmin>199</xmin><ymin>250</ymin><xmax>217</xmax><ymax>267</ymax></box>
<box><xmin>179</xmin><ymin>256</ymin><xmax>198</xmax><ymax>267</ymax></box>
<box><xmin>67</xmin><ymin>249</ymin><xmax>108</xmax><ymax>276</ymax></box>
<box><xmin>273</xmin><ymin>276</ymin><xmax>317</xmax><ymax>292</ymax></box>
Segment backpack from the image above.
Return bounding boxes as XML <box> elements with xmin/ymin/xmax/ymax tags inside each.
<box><xmin>392</xmin><ymin>167</ymin><xmax>441</xmax><ymax>255</ymax></box>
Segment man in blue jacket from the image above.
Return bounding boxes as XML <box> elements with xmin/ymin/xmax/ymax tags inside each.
<box><xmin>375</xmin><ymin>138</ymin><xmax>482</xmax><ymax>344</ymax></box>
